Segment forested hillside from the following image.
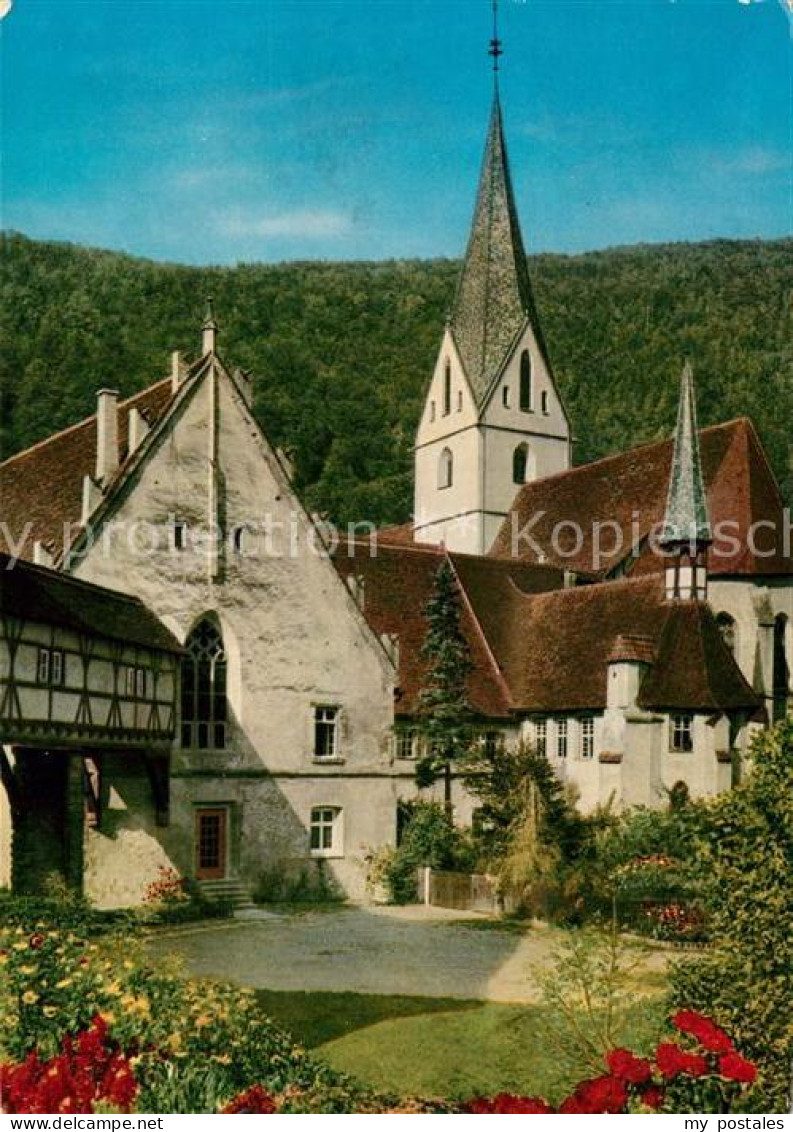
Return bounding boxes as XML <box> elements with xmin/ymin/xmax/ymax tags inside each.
<box><xmin>1</xmin><ymin>232</ymin><xmax>791</xmax><ymax>524</ymax></box>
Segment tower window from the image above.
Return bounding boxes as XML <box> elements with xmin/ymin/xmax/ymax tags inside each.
<box><xmin>513</xmin><ymin>443</ymin><xmax>530</xmax><ymax>485</ymax></box>
<box><xmin>541</xmin><ymin>391</ymin><xmax>549</xmax><ymax>415</ymax></box>
<box><xmin>670</xmin><ymin>714</ymin><xmax>694</xmax><ymax>752</ymax></box>
<box><xmin>430</xmin><ymin>400</ymin><xmax>436</xmax><ymax>422</ymax></box>
<box><xmin>502</xmin><ymin>386</ymin><xmax>510</xmax><ymax>409</ymax></box>
<box><xmin>438</xmin><ymin>447</ymin><xmax>453</xmax><ymax>490</ymax></box>
<box><xmin>519</xmin><ymin>350</ymin><xmax>533</xmax><ymax>412</ymax></box>
<box><xmin>457</xmin><ymin>390</ymin><xmax>463</xmax><ymax>412</ymax></box>
<box><xmin>232</xmin><ymin>526</ymin><xmax>247</xmax><ymax>555</ymax></box>
<box><xmin>443</xmin><ymin>360</ymin><xmax>452</xmax><ymax>416</ymax></box>
<box><xmin>172</xmin><ymin>518</ymin><xmax>188</xmax><ymax>551</ymax></box>
<box><xmin>181</xmin><ymin>618</ymin><xmax>227</xmax><ymax>750</ymax></box>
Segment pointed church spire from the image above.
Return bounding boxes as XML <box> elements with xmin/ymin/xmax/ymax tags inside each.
<box><xmin>449</xmin><ymin>13</ymin><xmax>547</xmax><ymax>406</ymax></box>
<box><xmin>661</xmin><ymin>361</ymin><xmax>712</xmax><ymax>601</ymax></box>
<box><xmin>661</xmin><ymin>361</ymin><xmax>712</xmax><ymax>549</ymax></box>
<box><xmin>202</xmin><ymin>296</ymin><xmax>219</xmax><ymax>355</ymax></box>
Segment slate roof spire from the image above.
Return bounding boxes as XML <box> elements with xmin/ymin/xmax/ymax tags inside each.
<box><xmin>449</xmin><ymin>20</ymin><xmax>548</xmax><ymax>406</ymax></box>
<box><xmin>660</xmin><ymin>361</ymin><xmax>712</xmax><ymax>549</ymax></box>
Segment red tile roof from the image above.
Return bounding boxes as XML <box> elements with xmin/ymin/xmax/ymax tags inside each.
<box><xmin>0</xmin><ymin>379</ymin><xmax>175</xmax><ymax>562</ymax></box>
<box><xmin>335</xmin><ymin>545</ymin><xmax>760</xmax><ymax>717</ymax></box>
<box><xmin>490</xmin><ymin>418</ymin><xmax>792</xmax><ymax>578</ymax></box>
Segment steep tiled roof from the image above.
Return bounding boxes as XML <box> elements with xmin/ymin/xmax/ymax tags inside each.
<box><xmin>450</xmin><ymin>92</ymin><xmax>550</xmax><ymax>406</ymax></box>
<box><xmin>333</xmin><ymin>542</ymin><xmax>565</xmax><ymax>718</ymax></box>
<box><xmin>490</xmin><ymin>418</ymin><xmax>792</xmax><ymax>578</ymax></box>
<box><xmin>0</xmin><ymin>379</ymin><xmax>175</xmax><ymax>563</ymax></box>
<box><xmin>638</xmin><ymin>601</ymin><xmax>759</xmax><ymax>713</ymax></box>
<box><xmin>0</xmin><ymin>552</ymin><xmax>182</xmax><ymax>653</ymax></box>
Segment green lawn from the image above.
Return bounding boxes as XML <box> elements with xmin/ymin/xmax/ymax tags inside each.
<box><xmin>255</xmin><ymin>989</ymin><xmax>666</xmax><ymax>1103</ymax></box>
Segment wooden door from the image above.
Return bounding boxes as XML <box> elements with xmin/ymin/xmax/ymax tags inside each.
<box><xmin>195</xmin><ymin>808</ymin><xmax>227</xmax><ymax>879</ymax></box>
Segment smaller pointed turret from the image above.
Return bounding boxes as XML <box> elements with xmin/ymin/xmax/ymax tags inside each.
<box><xmin>660</xmin><ymin>361</ymin><xmax>712</xmax><ymax>600</ymax></box>
<box><xmin>202</xmin><ymin>296</ymin><xmax>219</xmax><ymax>355</ymax></box>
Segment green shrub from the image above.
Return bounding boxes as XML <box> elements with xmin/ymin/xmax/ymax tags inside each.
<box><xmin>669</xmin><ymin>719</ymin><xmax>793</xmax><ymax>1111</ymax></box>
<box><xmin>253</xmin><ymin>860</ymin><xmax>343</xmax><ymax>905</ymax></box>
<box><xmin>380</xmin><ymin>801</ymin><xmax>476</xmax><ymax>904</ymax></box>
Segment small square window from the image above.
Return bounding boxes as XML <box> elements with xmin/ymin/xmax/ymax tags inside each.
<box><xmin>395</xmin><ymin>729</ymin><xmax>417</xmax><ymax>760</ymax></box>
<box><xmin>314</xmin><ymin>706</ymin><xmax>339</xmax><ymax>758</ymax></box>
<box><xmin>670</xmin><ymin>714</ymin><xmax>694</xmax><ymax>753</ymax></box>
<box><xmin>310</xmin><ymin>806</ymin><xmax>342</xmax><ymax>856</ymax></box>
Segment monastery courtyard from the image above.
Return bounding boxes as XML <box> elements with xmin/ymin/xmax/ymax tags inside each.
<box><xmin>147</xmin><ymin>905</ymin><xmax>670</xmax><ymax>1004</ymax></box>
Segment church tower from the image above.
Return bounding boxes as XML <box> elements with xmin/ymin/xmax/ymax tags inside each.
<box><xmin>413</xmin><ymin>10</ymin><xmax>572</xmax><ymax>555</ymax></box>
<box><xmin>660</xmin><ymin>361</ymin><xmax>712</xmax><ymax>601</ymax></box>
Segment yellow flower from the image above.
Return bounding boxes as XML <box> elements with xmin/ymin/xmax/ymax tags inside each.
<box><xmin>43</xmin><ymin>1006</ymin><xmax>58</xmax><ymax>1018</ymax></box>
<box><xmin>55</xmin><ymin>978</ymin><xmax>73</xmax><ymax>989</ymax></box>
<box><xmin>13</xmin><ymin>941</ymin><xmax>30</xmax><ymax>951</ymax></box>
<box><xmin>167</xmin><ymin>1033</ymin><xmax>182</xmax><ymax>1052</ymax></box>
<box><xmin>22</xmin><ymin>991</ymin><xmax>39</xmax><ymax>1005</ymax></box>
<box><xmin>211</xmin><ymin>1054</ymin><xmax>231</xmax><ymax>1065</ymax></box>
<box><xmin>18</xmin><ymin>965</ymin><xmax>36</xmax><ymax>975</ymax></box>
<box><xmin>106</xmin><ymin>981</ymin><xmax>122</xmax><ymax>995</ymax></box>
<box><xmin>194</xmin><ymin>1014</ymin><xmax>211</xmax><ymax>1029</ymax></box>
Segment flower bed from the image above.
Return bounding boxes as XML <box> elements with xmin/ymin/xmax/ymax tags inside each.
<box><xmin>0</xmin><ymin>923</ymin><xmax>761</xmax><ymax>1114</ymax></box>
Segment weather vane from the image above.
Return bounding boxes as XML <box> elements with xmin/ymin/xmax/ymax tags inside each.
<box><xmin>489</xmin><ymin>0</ymin><xmax>503</xmax><ymax>73</ymax></box>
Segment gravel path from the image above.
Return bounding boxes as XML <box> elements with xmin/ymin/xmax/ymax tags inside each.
<box><xmin>147</xmin><ymin>906</ymin><xmax>669</xmax><ymax>1004</ymax></box>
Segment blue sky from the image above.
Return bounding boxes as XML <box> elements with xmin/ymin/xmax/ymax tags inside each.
<box><xmin>1</xmin><ymin>0</ymin><xmax>791</xmax><ymax>264</ymax></box>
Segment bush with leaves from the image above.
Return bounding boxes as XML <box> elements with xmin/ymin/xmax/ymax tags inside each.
<box><xmin>669</xmin><ymin>718</ymin><xmax>793</xmax><ymax>1111</ymax></box>
<box><xmin>378</xmin><ymin>801</ymin><xmax>476</xmax><ymax>904</ymax></box>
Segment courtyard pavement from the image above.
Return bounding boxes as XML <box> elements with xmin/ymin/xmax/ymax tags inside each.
<box><xmin>146</xmin><ymin>905</ymin><xmax>669</xmax><ymax>1004</ymax></box>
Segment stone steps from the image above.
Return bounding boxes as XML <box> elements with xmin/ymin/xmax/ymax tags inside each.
<box><xmin>196</xmin><ymin>877</ymin><xmax>256</xmax><ymax>911</ymax></box>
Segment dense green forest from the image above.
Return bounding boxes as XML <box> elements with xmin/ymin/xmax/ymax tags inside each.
<box><xmin>1</xmin><ymin>232</ymin><xmax>791</xmax><ymax>523</ymax></box>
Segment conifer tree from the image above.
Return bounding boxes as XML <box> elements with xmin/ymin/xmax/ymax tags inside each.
<box><xmin>415</xmin><ymin>559</ymin><xmax>475</xmax><ymax>814</ymax></box>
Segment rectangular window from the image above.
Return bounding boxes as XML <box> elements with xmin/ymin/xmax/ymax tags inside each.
<box><xmin>37</xmin><ymin>648</ymin><xmax>65</xmax><ymax>686</ymax></box>
<box><xmin>310</xmin><ymin>806</ymin><xmax>342</xmax><ymax>856</ymax></box>
<box><xmin>135</xmin><ymin>667</ymin><xmax>147</xmax><ymax>699</ymax></box>
<box><xmin>125</xmin><ymin>666</ymin><xmax>147</xmax><ymax>699</ymax></box>
<box><xmin>502</xmin><ymin>386</ymin><xmax>510</xmax><ymax>408</ymax></box>
<box><xmin>172</xmin><ymin>518</ymin><xmax>188</xmax><ymax>551</ymax></box>
<box><xmin>556</xmin><ymin>718</ymin><xmax>568</xmax><ymax>759</ymax></box>
<box><xmin>482</xmin><ymin>731</ymin><xmax>500</xmax><ymax>758</ymax></box>
<box><xmin>670</xmin><ymin>714</ymin><xmax>694</xmax><ymax>753</ymax></box>
<box><xmin>581</xmin><ymin>717</ymin><xmax>595</xmax><ymax>760</ymax></box>
<box><xmin>535</xmin><ymin>718</ymin><xmax>547</xmax><ymax>757</ymax></box>
<box><xmin>314</xmin><ymin>706</ymin><xmax>339</xmax><ymax>758</ymax></box>
<box><xmin>395</xmin><ymin>729</ymin><xmax>417</xmax><ymax>760</ymax></box>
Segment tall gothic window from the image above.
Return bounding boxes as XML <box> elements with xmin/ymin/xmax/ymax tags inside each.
<box><xmin>438</xmin><ymin>447</ymin><xmax>453</xmax><ymax>489</ymax></box>
<box><xmin>182</xmin><ymin>619</ymin><xmax>227</xmax><ymax>749</ymax></box>
<box><xmin>716</xmin><ymin>612</ymin><xmax>737</xmax><ymax>656</ymax></box>
<box><xmin>513</xmin><ymin>443</ymin><xmax>530</xmax><ymax>484</ymax></box>
<box><xmin>443</xmin><ymin>360</ymin><xmax>452</xmax><ymax>416</ymax></box>
<box><xmin>519</xmin><ymin>350</ymin><xmax>533</xmax><ymax>412</ymax></box>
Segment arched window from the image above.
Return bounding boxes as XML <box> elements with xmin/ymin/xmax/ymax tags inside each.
<box><xmin>443</xmin><ymin>360</ymin><xmax>452</xmax><ymax>416</ymax></box>
<box><xmin>182</xmin><ymin>618</ymin><xmax>227</xmax><ymax>749</ymax></box>
<box><xmin>519</xmin><ymin>350</ymin><xmax>533</xmax><ymax>412</ymax></box>
<box><xmin>716</xmin><ymin>612</ymin><xmax>737</xmax><ymax>656</ymax></box>
<box><xmin>438</xmin><ymin>447</ymin><xmax>453</xmax><ymax>490</ymax></box>
<box><xmin>513</xmin><ymin>443</ymin><xmax>529</xmax><ymax>484</ymax></box>
<box><xmin>773</xmin><ymin>613</ymin><xmax>789</xmax><ymax>722</ymax></box>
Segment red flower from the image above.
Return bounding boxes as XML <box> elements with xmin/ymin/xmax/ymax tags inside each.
<box><xmin>656</xmin><ymin>1042</ymin><xmax>707</xmax><ymax>1080</ymax></box>
<box><xmin>606</xmin><ymin>1047</ymin><xmax>653</xmax><ymax>1084</ymax></box>
<box><xmin>465</xmin><ymin>1097</ymin><xmax>494</xmax><ymax>1114</ymax></box>
<box><xmin>492</xmin><ymin>1094</ymin><xmax>554</xmax><ymax>1114</ymax></box>
<box><xmin>559</xmin><ymin>1075</ymin><xmax>628</xmax><ymax>1114</ymax></box>
<box><xmin>223</xmin><ymin>1085</ymin><xmax>277</xmax><ymax>1114</ymax></box>
<box><xmin>28</xmin><ymin>934</ymin><xmax>45</xmax><ymax>950</ymax></box>
<box><xmin>672</xmin><ymin>1010</ymin><xmax>734</xmax><ymax>1054</ymax></box>
<box><xmin>719</xmin><ymin>1052</ymin><xmax>758</xmax><ymax>1085</ymax></box>
<box><xmin>640</xmin><ymin>1085</ymin><xmax>665</xmax><ymax>1110</ymax></box>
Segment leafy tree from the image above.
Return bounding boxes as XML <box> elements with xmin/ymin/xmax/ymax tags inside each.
<box><xmin>669</xmin><ymin>718</ymin><xmax>793</xmax><ymax>1111</ymax></box>
<box><xmin>414</xmin><ymin>560</ymin><xmax>475</xmax><ymax>813</ymax></box>
<box><xmin>377</xmin><ymin>800</ymin><xmax>475</xmax><ymax>904</ymax></box>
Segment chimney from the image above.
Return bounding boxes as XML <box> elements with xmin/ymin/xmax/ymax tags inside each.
<box><xmin>128</xmin><ymin>406</ymin><xmax>149</xmax><ymax>456</ymax></box>
<box><xmin>171</xmin><ymin>350</ymin><xmax>186</xmax><ymax>392</ymax></box>
<box><xmin>95</xmin><ymin>389</ymin><xmax>119</xmax><ymax>485</ymax></box>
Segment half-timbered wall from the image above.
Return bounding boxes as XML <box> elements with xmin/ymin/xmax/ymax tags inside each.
<box><xmin>0</xmin><ymin>616</ymin><xmax>177</xmax><ymax>749</ymax></box>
